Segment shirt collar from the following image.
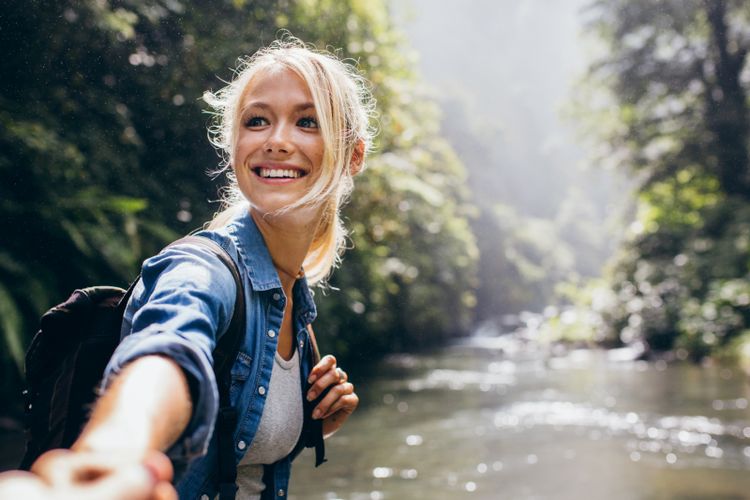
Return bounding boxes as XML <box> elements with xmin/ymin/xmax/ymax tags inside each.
<box><xmin>227</xmin><ymin>208</ymin><xmax>317</xmax><ymax>323</ymax></box>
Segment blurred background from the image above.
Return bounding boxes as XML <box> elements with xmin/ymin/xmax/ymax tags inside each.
<box><xmin>2</xmin><ymin>0</ymin><xmax>750</xmax><ymax>498</ymax></box>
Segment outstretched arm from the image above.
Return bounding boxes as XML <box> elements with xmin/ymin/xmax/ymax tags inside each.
<box><xmin>31</xmin><ymin>355</ymin><xmax>191</xmax><ymax>495</ymax></box>
<box><xmin>73</xmin><ymin>355</ymin><xmax>192</xmax><ymax>456</ymax></box>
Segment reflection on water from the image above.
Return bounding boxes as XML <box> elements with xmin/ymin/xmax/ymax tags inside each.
<box><xmin>291</xmin><ymin>333</ymin><xmax>750</xmax><ymax>499</ymax></box>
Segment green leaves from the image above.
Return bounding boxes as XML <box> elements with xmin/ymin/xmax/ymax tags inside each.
<box><xmin>578</xmin><ymin>0</ymin><xmax>750</xmax><ymax>359</ymax></box>
<box><xmin>0</xmin><ymin>0</ymin><xmax>480</xmax><ymax>385</ymax></box>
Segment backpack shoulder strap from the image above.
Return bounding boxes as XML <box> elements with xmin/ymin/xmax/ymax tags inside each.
<box><xmin>306</xmin><ymin>323</ymin><xmax>321</xmax><ymax>366</ymax></box>
<box><xmin>304</xmin><ymin>323</ymin><xmax>327</xmax><ymax>466</ymax></box>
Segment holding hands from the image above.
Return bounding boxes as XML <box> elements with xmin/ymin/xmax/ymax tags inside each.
<box><xmin>306</xmin><ymin>354</ymin><xmax>359</xmax><ymax>438</ymax></box>
<box><xmin>0</xmin><ymin>450</ymin><xmax>175</xmax><ymax>500</ymax></box>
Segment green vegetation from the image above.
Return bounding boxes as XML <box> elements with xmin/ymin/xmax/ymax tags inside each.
<box><xmin>0</xmin><ymin>0</ymin><xmax>481</xmax><ymax>399</ymax></box>
<box><xmin>572</xmin><ymin>0</ymin><xmax>750</xmax><ymax>365</ymax></box>
<box><xmin>7</xmin><ymin>0</ymin><xmax>748</xmax><ymax>411</ymax></box>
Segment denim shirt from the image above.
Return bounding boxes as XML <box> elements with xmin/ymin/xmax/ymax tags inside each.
<box><xmin>102</xmin><ymin>209</ymin><xmax>325</xmax><ymax>499</ymax></box>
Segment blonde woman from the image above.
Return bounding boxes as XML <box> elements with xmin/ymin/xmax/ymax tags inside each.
<box><xmin>31</xmin><ymin>38</ymin><xmax>372</xmax><ymax>499</ymax></box>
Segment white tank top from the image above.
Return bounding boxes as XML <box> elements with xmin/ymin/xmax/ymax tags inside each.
<box><xmin>236</xmin><ymin>348</ymin><xmax>303</xmax><ymax>499</ymax></box>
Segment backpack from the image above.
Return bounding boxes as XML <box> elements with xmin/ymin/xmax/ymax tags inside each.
<box><xmin>19</xmin><ymin>235</ymin><xmax>247</xmax><ymax>498</ymax></box>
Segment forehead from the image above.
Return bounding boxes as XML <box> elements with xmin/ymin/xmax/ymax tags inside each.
<box><xmin>242</xmin><ymin>66</ymin><xmax>313</xmax><ymax>104</ymax></box>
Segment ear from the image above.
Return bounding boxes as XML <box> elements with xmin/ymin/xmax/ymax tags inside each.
<box><xmin>349</xmin><ymin>139</ymin><xmax>366</xmax><ymax>176</ymax></box>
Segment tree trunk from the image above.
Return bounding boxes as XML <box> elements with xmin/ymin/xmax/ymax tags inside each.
<box><xmin>704</xmin><ymin>0</ymin><xmax>750</xmax><ymax>199</ymax></box>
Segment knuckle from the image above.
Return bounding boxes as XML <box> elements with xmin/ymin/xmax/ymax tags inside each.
<box><xmin>32</xmin><ymin>449</ymin><xmax>69</xmax><ymax>471</ymax></box>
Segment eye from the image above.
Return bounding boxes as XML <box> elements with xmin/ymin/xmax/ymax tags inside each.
<box><xmin>297</xmin><ymin>116</ymin><xmax>319</xmax><ymax>129</ymax></box>
<box><xmin>244</xmin><ymin>115</ymin><xmax>268</xmax><ymax>128</ymax></box>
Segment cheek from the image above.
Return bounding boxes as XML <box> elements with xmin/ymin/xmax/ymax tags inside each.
<box><xmin>305</xmin><ymin>137</ymin><xmax>325</xmax><ymax>168</ymax></box>
<box><xmin>235</xmin><ymin>132</ymin><xmax>262</xmax><ymax>160</ymax></box>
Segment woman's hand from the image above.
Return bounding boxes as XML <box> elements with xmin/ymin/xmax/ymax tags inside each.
<box><xmin>2</xmin><ymin>449</ymin><xmax>176</xmax><ymax>500</ymax></box>
<box><xmin>306</xmin><ymin>354</ymin><xmax>359</xmax><ymax>438</ymax></box>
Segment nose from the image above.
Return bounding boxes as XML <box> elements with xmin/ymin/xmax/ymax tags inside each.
<box><xmin>264</xmin><ymin>123</ymin><xmax>293</xmax><ymax>155</ymax></box>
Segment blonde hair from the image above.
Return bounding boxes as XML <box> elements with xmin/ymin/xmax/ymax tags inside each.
<box><xmin>203</xmin><ymin>37</ymin><xmax>375</xmax><ymax>285</ymax></box>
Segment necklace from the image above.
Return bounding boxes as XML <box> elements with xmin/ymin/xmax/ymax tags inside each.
<box><xmin>276</xmin><ymin>265</ymin><xmax>304</xmax><ymax>281</ymax></box>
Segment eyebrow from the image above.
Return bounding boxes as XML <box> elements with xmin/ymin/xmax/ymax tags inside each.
<box><xmin>243</xmin><ymin>101</ymin><xmax>316</xmax><ymax>112</ymax></box>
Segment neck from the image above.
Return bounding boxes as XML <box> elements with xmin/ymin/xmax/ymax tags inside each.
<box><xmin>250</xmin><ymin>206</ymin><xmax>321</xmax><ymax>293</ymax></box>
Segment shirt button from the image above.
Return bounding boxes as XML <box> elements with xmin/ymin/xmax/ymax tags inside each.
<box><xmin>278</xmin><ymin>489</ymin><xmax>286</xmax><ymax>497</ymax></box>
<box><xmin>267</xmin><ymin>329</ymin><xmax>276</xmax><ymax>338</ymax></box>
<box><xmin>299</xmin><ymin>340</ymin><xmax>304</xmax><ymax>349</ymax></box>
<box><xmin>272</xmin><ymin>292</ymin><xmax>281</xmax><ymax>301</ymax></box>
<box><xmin>237</xmin><ymin>440</ymin><xmax>246</xmax><ymax>450</ymax></box>
<box><xmin>258</xmin><ymin>386</ymin><xmax>266</xmax><ymax>396</ymax></box>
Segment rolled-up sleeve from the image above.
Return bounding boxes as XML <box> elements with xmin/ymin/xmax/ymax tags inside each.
<box><xmin>101</xmin><ymin>242</ymin><xmax>237</xmax><ymax>461</ymax></box>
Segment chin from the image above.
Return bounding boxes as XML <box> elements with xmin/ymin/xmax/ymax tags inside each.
<box><xmin>249</xmin><ymin>199</ymin><xmax>321</xmax><ymax>224</ymax></box>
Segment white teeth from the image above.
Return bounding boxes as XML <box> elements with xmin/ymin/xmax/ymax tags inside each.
<box><xmin>258</xmin><ymin>168</ymin><xmax>301</xmax><ymax>178</ymax></box>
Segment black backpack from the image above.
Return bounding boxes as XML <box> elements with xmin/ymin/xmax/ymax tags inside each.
<box><xmin>19</xmin><ymin>235</ymin><xmax>246</xmax><ymax>499</ymax></box>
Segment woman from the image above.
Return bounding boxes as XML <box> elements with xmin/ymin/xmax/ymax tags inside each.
<box><xmin>31</xmin><ymin>37</ymin><xmax>372</xmax><ymax>499</ymax></box>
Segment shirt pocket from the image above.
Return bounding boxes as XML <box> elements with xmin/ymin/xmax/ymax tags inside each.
<box><xmin>229</xmin><ymin>351</ymin><xmax>252</xmax><ymax>403</ymax></box>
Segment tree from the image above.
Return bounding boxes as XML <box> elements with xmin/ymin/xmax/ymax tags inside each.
<box><xmin>580</xmin><ymin>0</ymin><xmax>750</xmax><ymax>356</ymax></box>
<box><xmin>0</xmin><ymin>0</ymin><xmax>478</xmax><ymax>398</ymax></box>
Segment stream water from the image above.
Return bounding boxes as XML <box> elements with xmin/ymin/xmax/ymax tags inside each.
<box><xmin>2</xmin><ymin>330</ymin><xmax>749</xmax><ymax>498</ymax></box>
<box><xmin>290</xmin><ymin>333</ymin><xmax>750</xmax><ymax>499</ymax></box>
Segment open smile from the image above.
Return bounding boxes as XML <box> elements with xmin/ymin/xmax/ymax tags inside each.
<box><xmin>252</xmin><ymin>166</ymin><xmax>307</xmax><ymax>179</ymax></box>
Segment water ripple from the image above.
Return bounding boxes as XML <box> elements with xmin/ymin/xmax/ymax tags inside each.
<box><xmin>404</xmin><ymin>368</ymin><xmax>515</xmax><ymax>392</ymax></box>
<box><xmin>493</xmin><ymin>400</ymin><xmax>750</xmax><ymax>463</ymax></box>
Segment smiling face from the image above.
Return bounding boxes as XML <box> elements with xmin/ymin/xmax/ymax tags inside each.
<box><xmin>233</xmin><ymin>66</ymin><xmax>325</xmax><ymax>220</ymax></box>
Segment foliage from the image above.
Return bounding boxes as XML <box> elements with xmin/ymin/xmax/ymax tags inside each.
<box><xmin>545</xmin><ymin>278</ymin><xmax>617</xmax><ymax>345</ymax></box>
<box><xmin>0</xmin><ymin>0</ymin><xmax>477</xmax><ymax>396</ymax></box>
<box><xmin>578</xmin><ymin>0</ymin><xmax>750</xmax><ymax>360</ymax></box>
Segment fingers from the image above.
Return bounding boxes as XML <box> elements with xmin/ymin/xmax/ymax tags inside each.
<box><xmin>0</xmin><ymin>471</ymin><xmax>48</xmax><ymax>497</ymax></box>
<box><xmin>78</xmin><ymin>465</ymin><xmax>156</xmax><ymax>500</ymax></box>
<box><xmin>306</xmin><ymin>354</ymin><xmax>359</xmax><ymax>430</ymax></box>
<box><xmin>31</xmin><ymin>449</ymin><xmax>78</xmax><ymax>486</ymax></box>
<box><xmin>33</xmin><ymin>449</ymin><xmax>129</xmax><ymax>487</ymax></box>
<box><xmin>306</xmin><ymin>355</ymin><xmax>340</xmax><ymax>402</ymax></box>
<box><xmin>29</xmin><ymin>448</ymin><xmax>175</xmax><ymax>500</ymax></box>
<box><xmin>312</xmin><ymin>382</ymin><xmax>358</xmax><ymax>420</ymax></box>
<box><xmin>142</xmin><ymin>451</ymin><xmax>174</xmax><ymax>484</ymax></box>
<box><xmin>142</xmin><ymin>451</ymin><xmax>177</xmax><ymax>500</ymax></box>
<box><xmin>152</xmin><ymin>480</ymin><xmax>179</xmax><ymax>500</ymax></box>
<box><xmin>0</xmin><ymin>465</ymin><xmax>170</xmax><ymax>500</ymax></box>
<box><xmin>320</xmin><ymin>389</ymin><xmax>360</xmax><ymax>438</ymax></box>
<box><xmin>306</xmin><ymin>370</ymin><xmax>341</xmax><ymax>402</ymax></box>
<box><xmin>307</xmin><ymin>354</ymin><xmax>337</xmax><ymax>385</ymax></box>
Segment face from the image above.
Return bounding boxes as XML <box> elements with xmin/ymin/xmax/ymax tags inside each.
<box><xmin>234</xmin><ymin>67</ymin><xmax>325</xmax><ymax>219</ymax></box>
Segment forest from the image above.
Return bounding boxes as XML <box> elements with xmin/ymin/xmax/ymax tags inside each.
<box><xmin>569</xmin><ymin>0</ymin><xmax>750</xmax><ymax>367</ymax></box>
<box><xmin>2</xmin><ymin>0</ymin><xmax>750</xmax><ymax>410</ymax></box>
<box><xmin>0</xmin><ymin>0</ymin><xmax>479</xmax><ymax>404</ymax></box>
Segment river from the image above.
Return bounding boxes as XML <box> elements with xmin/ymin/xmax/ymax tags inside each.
<box><xmin>290</xmin><ymin>332</ymin><xmax>750</xmax><ymax>499</ymax></box>
<box><xmin>2</xmin><ymin>330</ymin><xmax>749</xmax><ymax>498</ymax></box>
